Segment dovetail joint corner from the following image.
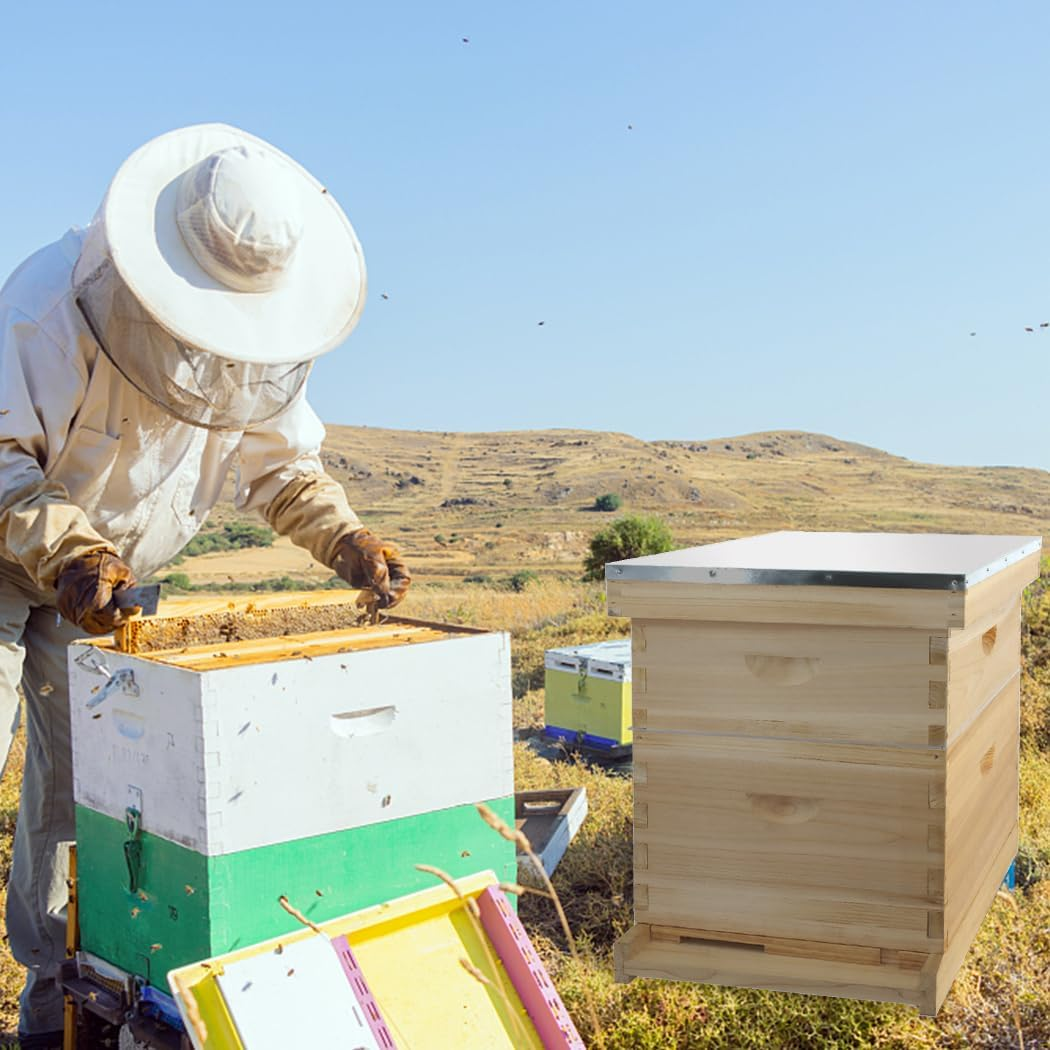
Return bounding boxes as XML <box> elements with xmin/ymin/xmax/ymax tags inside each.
<box><xmin>928</xmin><ymin>635</ymin><xmax>948</xmax><ymax>666</ymax></box>
<box><xmin>928</xmin><ymin>682</ymin><xmax>947</xmax><ymax>710</ymax></box>
<box><xmin>634</xmin><ymin>843</ymin><xmax>649</xmax><ymax>871</ymax></box>
<box><xmin>927</xmin><ymin>911</ymin><xmax>944</xmax><ymax>940</ymax></box>
<box><xmin>927</xmin><ymin>868</ymin><xmax>945</xmax><ymax>904</ymax></box>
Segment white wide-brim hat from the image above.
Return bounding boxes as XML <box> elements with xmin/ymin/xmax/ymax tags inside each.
<box><xmin>95</xmin><ymin>123</ymin><xmax>366</xmax><ymax>364</ymax></box>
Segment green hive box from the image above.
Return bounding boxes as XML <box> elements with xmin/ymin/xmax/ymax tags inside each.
<box><xmin>544</xmin><ymin>638</ymin><xmax>632</xmax><ymax>752</ymax></box>
<box><xmin>75</xmin><ymin>797</ymin><xmax>515</xmax><ymax>986</ymax></box>
<box><xmin>68</xmin><ymin>617</ymin><xmax>516</xmax><ymax>986</ymax></box>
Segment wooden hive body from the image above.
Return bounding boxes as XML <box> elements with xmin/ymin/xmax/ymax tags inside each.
<box><xmin>608</xmin><ymin>532</ymin><xmax>1040</xmax><ymax>1014</ymax></box>
<box><xmin>68</xmin><ymin>593</ymin><xmax>516</xmax><ymax>987</ymax></box>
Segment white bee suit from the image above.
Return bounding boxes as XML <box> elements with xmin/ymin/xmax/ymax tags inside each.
<box><xmin>0</xmin><ymin>125</ymin><xmax>370</xmax><ymax>1035</ymax></box>
<box><xmin>2</xmin><ymin>124</ymin><xmax>371</xmax><ymax>1041</ymax></box>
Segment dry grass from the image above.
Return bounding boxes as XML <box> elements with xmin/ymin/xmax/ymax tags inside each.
<box><xmin>399</xmin><ymin>577</ymin><xmax>606</xmax><ymax>636</ymax></box>
<box><xmin>514</xmin><ymin>743</ymin><xmax>635</xmax><ymax>952</ymax></box>
<box><xmin>2</xmin><ymin>557</ymin><xmax>1048</xmax><ymax>1047</ymax></box>
<box><xmin>0</xmin><ymin>730</ymin><xmax>24</xmax><ymax>1036</ymax></box>
<box><xmin>513</xmin><ymin>689</ymin><xmax>546</xmax><ymax>734</ymax></box>
<box><xmin>399</xmin><ymin>578</ymin><xmax>629</xmax><ymax>698</ymax></box>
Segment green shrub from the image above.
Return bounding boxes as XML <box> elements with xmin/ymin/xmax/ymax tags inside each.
<box><xmin>160</xmin><ymin>572</ymin><xmax>192</xmax><ymax>592</ymax></box>
<box><xmin>508</xmin><ymin>570</ymin><xmax>538</xmax><ymax>592</ymax></box>
<box><xmin>583</xmin><ymin>514</ymin><xmax>674</xmax><ymax>581</ymax></box>
<box><xmin>222</xmin><ymin>522</ymin><xmax>275</xmax><ymax>549</ymax></box>
<box><xmin>594</xmin><ymin>493</ymin><xmax>623</xmax><ymax>512</ymax></box>
<box><xmin>182</xmin><ymin>521</ymin><xmax>274</xmax><ymax>557</ymax></box>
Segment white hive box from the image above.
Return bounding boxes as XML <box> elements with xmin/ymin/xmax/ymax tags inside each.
<box><xmin>67</xmin><ymin>598</ymin><xmax>516</xmax><ymax>986</ymax></box>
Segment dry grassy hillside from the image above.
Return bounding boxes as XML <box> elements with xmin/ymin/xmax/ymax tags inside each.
<box><xmin>193</xmin><ymin>426</ymin><xmax>1050</xmax><ymax>585</ymax></box>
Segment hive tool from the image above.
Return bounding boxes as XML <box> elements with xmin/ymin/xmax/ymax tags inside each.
<box><xmin>112</xmin><ymin>583</ymin><xmax>162</xmax><ymax>617</ymax></box>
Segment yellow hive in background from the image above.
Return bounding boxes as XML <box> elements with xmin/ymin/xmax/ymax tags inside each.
<box><xmin>544</xmin><ymin>639</ymin><xmax>632</xmax><ymax>755</ymax></box>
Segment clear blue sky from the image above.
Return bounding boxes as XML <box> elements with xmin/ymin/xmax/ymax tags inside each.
<box><xmin>1</xmin><ymin>2</ymin><xmax>1047</xmax><ymax>469</ymax></box>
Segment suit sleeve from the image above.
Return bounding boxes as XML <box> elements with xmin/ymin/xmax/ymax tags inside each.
<box><xmin>235</xmin><ymin>392</ymin><xmax>361</xmax><ymax>569</ymax></box>
<box><xmin>0</xmin><ymin>307</ymin><xmax>115</xmax><ymax>589</ymax></box>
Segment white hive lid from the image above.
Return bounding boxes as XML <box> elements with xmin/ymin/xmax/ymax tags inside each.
<box><xmin>606</xmin><ymin>531</ymin><xmax>1042</xmax><ymax>591</ymax></box>
<box><xmin>545</xmin><ymin>638</ymin><xmax>632</xmax><ymax>680</ymax></box>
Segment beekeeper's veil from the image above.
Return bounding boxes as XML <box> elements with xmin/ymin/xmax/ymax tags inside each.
<box><xmin>73</xmin><ymin>124</ymin><xmax>366</xmax><ymax>430</ymax></box>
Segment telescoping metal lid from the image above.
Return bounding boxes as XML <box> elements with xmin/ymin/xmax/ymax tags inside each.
<box><xmin>606</xmin><ymin>532</ymin><xmax>1043</xmax><ymax>591</ymax></box>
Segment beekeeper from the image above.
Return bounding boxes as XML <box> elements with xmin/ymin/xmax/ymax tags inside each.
<box><xmin>0</xmin><ymin>124</ymin><xmax>410</xmax><ymax>1047</ymax></box>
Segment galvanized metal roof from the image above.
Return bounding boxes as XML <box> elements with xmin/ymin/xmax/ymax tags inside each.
<box><xmin>606</xmin><ymin>531</ymin><xmax>1042</xmax><ymax>590</ymax></box>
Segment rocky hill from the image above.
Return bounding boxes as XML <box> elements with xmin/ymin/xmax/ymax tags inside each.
<box><xmin>187</xmin><ymin>427</ymin><xmax>1050</xmax><ymax>584</ymax></box>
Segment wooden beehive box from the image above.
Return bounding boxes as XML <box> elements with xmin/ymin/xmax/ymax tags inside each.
<box><xmin>607</xmin><ymin>532</ymin><xmax>1042</xmax><ymax>1014</ymax></box>
<box><xmin>67</xmin><ymin>592</ymin><xmax>515</xmax><ymax>987</ymax></box>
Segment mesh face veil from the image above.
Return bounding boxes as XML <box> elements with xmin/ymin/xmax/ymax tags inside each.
<box><xmin>74</xmin><ymin>257</ymin><xmax>311</xmax><ymax>431</ymax></box>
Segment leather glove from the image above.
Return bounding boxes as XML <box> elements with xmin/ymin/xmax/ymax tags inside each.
<box><xmin>331</xmin><ymin>528</ymin><xmax>411</xmax><ymax>609</ymax></box>
<box><xmin>56</xmin><ymin>550</ymin><xmax>138</xmax><ymax>635</ymax></box>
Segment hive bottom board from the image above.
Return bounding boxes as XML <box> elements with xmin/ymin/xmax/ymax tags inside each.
<box><xmin>75</xmin><ymin>796</ymin><xmax>516</xmax><ymax>987</ymax></box>
<box><xmin>614</xmin><ymin>829</ymin><xmax>1015</xmax><ymax>1016</ymax></box>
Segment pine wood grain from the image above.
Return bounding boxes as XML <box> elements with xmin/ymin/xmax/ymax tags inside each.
<box><xmin>959</xmin><ymin>552</ymin><xmax>1040</xmax><ymax>628</ymax></box>
<box><xmin>943</xmin><ymin>677</ymin><xmax>1020</xmax><ymax>948</ymax></box>
<box><xmin>615</xmin><ymin>924</ymin><xmax>932</xmax><ymax>1009</ymax></box>
<box><xmin>607</xmin><ymin>580</ymin><xmax>962</xmax><ymax>628</ymax></box>
<box><xmin>633</xmin><ymin>620</ymin><xmax>944</xmax><ymax>746</ymax></box>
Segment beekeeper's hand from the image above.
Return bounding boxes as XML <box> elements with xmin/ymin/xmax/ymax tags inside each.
<box><xmin>56</xmin><ymin>549</ymin><xmax>138</xmax><ymax>634</ymax></box>
<box><xmin>332</xmin><ymin>529</ymin><xmax>411</xmax><ymax>609</ymax></box>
